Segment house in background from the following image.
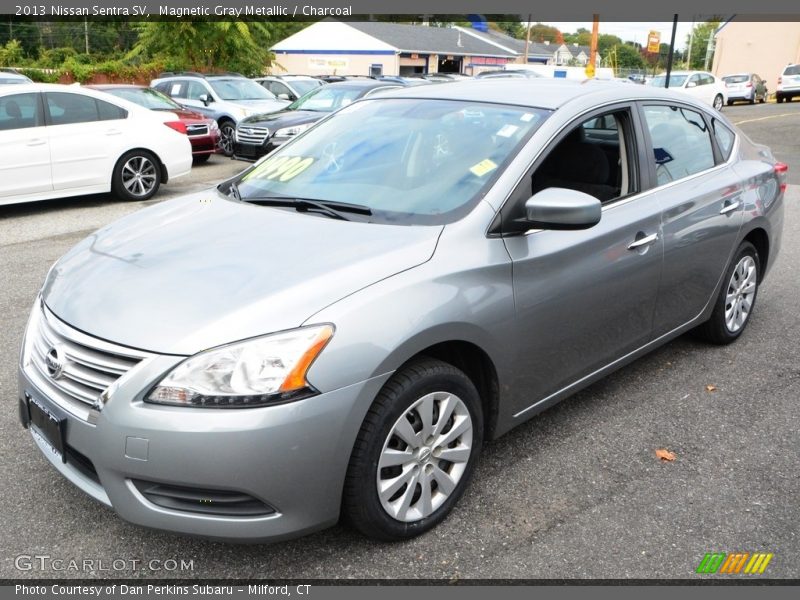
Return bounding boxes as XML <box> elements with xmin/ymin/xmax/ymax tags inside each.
<box><xmin>454</xmin><ymin>26</ymin><xmax>594</xmax><ymax>67</ymax></box>
<box><xmin>270</xmin><ymin>20</ymin><xmax>518</xmax><ymax>77</ymax></box>
<box><xmin>712</xmin><ymin>18</ymin><xmax>800</xmax><ymax>90</ymax></box>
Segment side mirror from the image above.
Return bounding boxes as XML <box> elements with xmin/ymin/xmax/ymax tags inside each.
<box><xmin>522</xmin><ymin>188</ymin><xmax>601</xmax><ymax>230</ymax></box>
<box><xmin>686</xmin><ymin>81</ymin><xmax>697</xmax><ymax>88</ymax></box>
<box><xmin>198</xmin><ymin>93</ymin><xmax>211</xmax><ymax>106</ymax></box>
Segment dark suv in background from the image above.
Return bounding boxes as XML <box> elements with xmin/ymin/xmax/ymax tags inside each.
<box><xmin>233</xmin><ymin>80</ymin><xmax>402</xmax><ymax>162</ymax></box>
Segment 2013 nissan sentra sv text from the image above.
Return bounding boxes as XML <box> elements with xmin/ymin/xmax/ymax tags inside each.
<box><xmin>19</xmin><ymin>79</ymin><xmax>786</xmax><ymax>542</ymax></box>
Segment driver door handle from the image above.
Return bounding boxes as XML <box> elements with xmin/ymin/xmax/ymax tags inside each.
<box><xmin>628</xmin><ymin>232</ymin><xmax>659</xmax><ymax>250</ymax></box>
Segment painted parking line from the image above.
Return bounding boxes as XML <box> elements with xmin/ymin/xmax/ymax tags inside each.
<box><xmin>733</xmin><ymin>112</ymin><xmax>800</xmax><ymax>125</ymax></box>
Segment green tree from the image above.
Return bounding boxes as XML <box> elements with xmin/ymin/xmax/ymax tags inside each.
<box><xmin>491</xmin><ymin>21</ymin><xmax>525</xmax><ymax>39</ymax></box>
<box><xmin>527</xmin><ymin>22</ymin><xmax>562</xmax><ymax>43</ymax></box>
<box><xmin>685</xmin><ymin>20</ymin><xmax>720</xmax><ymax>69</ymax></box>
<box><xmin>605</xmin><ymin>43</ymin><xmax>645</xmax><ymax>69</ymax></box>
<box><xmin>0</xmin><ymin>39</ymin><xmax>23</xmax><ymax>66</ymax></box>
<box><xmin>129</xmin><ymin>21</ymin><xmax>276</xmax><ymax>75</ymax></box>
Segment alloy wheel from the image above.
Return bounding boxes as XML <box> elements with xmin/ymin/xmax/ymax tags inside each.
<box><xmin>713</xmin><ymin>95</ymin><xmax>724</xmax><ymax>111</ymax></box>
<box><xmin>121</xmin><ymin>156</ymin><xmax>157</xmax><ymax>197</ymax></box>
<box><xmin>376</xmin><ymin>391</ymin><xmax>473</xmax><ymax>523</ymax></box>
<box><xmin>725</xmin><ymin>255</ymin><xmax>757</xmax><ymax>333</ymax></box>
<box><xmin>218</xmin><ymin>124</ymin><xmax>235</xmax><ymax>155</ymax></box>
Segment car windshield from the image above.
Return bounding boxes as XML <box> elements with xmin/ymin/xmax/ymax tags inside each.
<box><xmin>104</xmin><ymin>87</ymin><xmax>181</xmax><ymax>110</ymax></box>
<box><xmin>234</xmin><ymin>98</ymin><xmax>549</xmax><ymax>225</ymax></box>
<box><xmin>649</xmin><ymin>74</ymin><xmax>689</xmax><ymax>87</ymax></box>
<box><xmin>784</xmin><ymin>65</ymin><xmax>800</xmax><ymax>76</ymax></box>
<box><xmin>723</xmin><ymin>75</ymin><xmax>750</xmax><ymax>83</ymax></box>
<box><xmin>290</xmin><ymin>79</ymin><xmax>323</xmax><ymax>96</ymax></box>
<box><xmin>209</xmin><ymin>78</ymin><xmax>277</xmax><ymax>101</ymax></box>
<box><xmin>289</xmin><ymin>86</ymin><xmax>365</xmax><ymax>112</ymax></box>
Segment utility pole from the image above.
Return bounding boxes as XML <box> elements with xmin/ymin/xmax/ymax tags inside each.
<box><xmin>703</xmin><ymin>29</ymin><xmax>716</xmax><ymax>70</ymax></box>
<box><xmin>587</xmin><ymin>13</ymin><xmax>599</xmax><ymax>78</ymax></box>
<box><xmin>523</xmin><ymin>13</ymin><xmax>531</xmax><ymax>64</ymax></box>
<box><xmin>84</xmin><ymin>17</ymin><xmax>89</xmax><ymax>54</ymax></box>
<box><xmin>665</xmin><ymin>14</ymin><xmax>678</xmax><ymax>88</ymax></box>
<box><xmin>686</xmin><ymin>15</ymin><xmax>695</xmax><ymax>68</ymax></box>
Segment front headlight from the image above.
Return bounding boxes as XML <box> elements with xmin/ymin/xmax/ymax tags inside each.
<box><xmin>146</xmin><ymin>325</ymin><xmax>333</xmax><ymax>408</ymax></box>
<box><xmin>275</xmin><ymin>123</ymin><xmax>312</xmax><ymax>137</ymax></box>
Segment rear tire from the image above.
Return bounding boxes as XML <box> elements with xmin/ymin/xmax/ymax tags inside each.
<box><xmin>193</xmin><ymin>154</ymin><xmax>211</xmax><ymax>164</ymax></box>
<box><xmin>111</xmin><ymin>150</ymin><xmax>161</xmax><ymax>202</ymax></box>
<box><xmin>694</xmin><ymin>241</ymin><xmax>760</xmax><ymax>345</ymax></box>
<box><xmin>343</xmin><ymin>357</ymin><xmax>483</xmax><ymax>541</ymax></box>
<box><xmin>777</xmin><ymin>95</ymin><xmax>784</xmax><ymax>104</ymax></box>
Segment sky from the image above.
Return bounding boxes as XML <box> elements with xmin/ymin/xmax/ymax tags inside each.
<box><xmin>544</xmin><ymin>21</ymin><xmax>696</xmax><ymax>50</ymax></box>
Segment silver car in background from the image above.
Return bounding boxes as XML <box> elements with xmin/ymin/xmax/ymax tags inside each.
<box><xmin>19</xmin><ymin>80</ymin><xmax>786</xmax><ymax>542</ymax></box>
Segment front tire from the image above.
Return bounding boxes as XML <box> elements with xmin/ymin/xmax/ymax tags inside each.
<box><xmin>694</xmin><ymin>241</ymin><xmax>760</xmax><ymax>345</ymax></box>
<box><xmin>343</xmin><ymin>358</ymin><xmax>483</xmax><ymax>541</ymax></box>
<box><xmin>217</xmin><ymin>120</ymin><xmax>235</xmax><ymax>157</ymax></box>
<box><xmin>111</xmin><ymin>150</ymin><xmax>161</xmax><ymax>202</ymax></box>
<box><xmin>713</xmin><ymin>94</ymin><xmax>724</xmax><ymax>111</ymax></box>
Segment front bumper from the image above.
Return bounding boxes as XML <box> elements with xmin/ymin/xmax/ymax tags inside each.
<box><xmin>232</xmin><ymin>138</ymin><xmax>289</xmax><ymax>162</ymax></box>
<box><xmin>19</xmin><ymin>347</ymin><xmax>389</xmax><ymax>542</ymax></box>
<box><xmin>189</xmin><ymin>133</ymin><xmax>220</xmax><ymax>156</ymax></box>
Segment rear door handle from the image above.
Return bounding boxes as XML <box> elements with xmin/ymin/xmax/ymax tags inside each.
<box><xmin>26</xmin><ymin>138</ymin><xmax>46</xmax><ymax>146</ymax></box>
<box><xmin>628</xmin><ymin>232</ymin><xmax>659</xmax><ymax>250</ymax></box>
<box><xmin>720</xmin><ymin>200</ymin><xmax>741</xmax><ymax>215</ymax></box>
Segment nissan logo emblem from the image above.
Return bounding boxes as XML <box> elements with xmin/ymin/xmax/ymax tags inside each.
<box><xmin>45</xmin><ymin>344</ymin><xmax>66</xmax><ymax>379</ymax></box>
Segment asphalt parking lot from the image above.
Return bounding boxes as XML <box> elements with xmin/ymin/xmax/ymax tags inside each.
<box><xmin>1</xmin><ymin>101</ymin><xmax>798</xmax><ymax>580</ymax></box>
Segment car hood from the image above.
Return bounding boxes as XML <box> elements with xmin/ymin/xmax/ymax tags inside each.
<box><xmin>42</xmin><ymin>191</ymin><xmax>442</xmax><ymax>355</ymax></box>
<box><xmin>240</xmin><ymin>110</ymin><xmax>326</xmax><ymax>129</ymax></box>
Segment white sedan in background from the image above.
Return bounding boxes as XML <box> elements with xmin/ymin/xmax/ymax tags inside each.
<box><xmin>0</xmin><ymin>84</ymin><xmax>192</xmax><ymax>206</ymax></box>
<box><xmin>648</xmin><ymin>71</ymin><xmax>728</xmax><ymax>111</ymax></box>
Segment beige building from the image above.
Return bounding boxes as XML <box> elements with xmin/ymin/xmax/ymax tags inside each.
<box><xmin>712</xmin><ymin>20</ymin><xmax>800</xmax><ymax>90</ymax></box>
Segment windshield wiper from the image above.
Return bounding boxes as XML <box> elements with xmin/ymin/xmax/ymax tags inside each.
<box><xmin>241</xmin><ymin>196</ymin><xmax>372</xmax><ymax>221</ymax></box>
<box><xmin>228</xmin><ymin>181</ymin><xmax>242</xmax><ymax>202</ymax></box>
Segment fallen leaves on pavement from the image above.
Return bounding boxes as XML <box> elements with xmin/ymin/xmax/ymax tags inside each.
<box><xmin>705</xmin><ymin>384</ymin><xmax>717</xmax><ymax>392</ymax></box>
<box><xmin>655</xmin><ymin>448</ymin><xmax>677</xmax><ymax>462</ymax></box>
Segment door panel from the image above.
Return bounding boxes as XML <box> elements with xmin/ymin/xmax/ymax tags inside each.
<box><xmin>45</xmin><ymin>92</ymin><xmax>113</xmax><ymax>191</ymax></box>
<box><xmin>0</xmin><ymin>92</ymin><xmax>51</xmax><ymax>198</ymax></box>
<box><xmin>504</xmin><ymin>199</ymin><xmax>663</xmax><ymax>416</ymax></box>
<box><xmin>640</xmin><ymin>102</ymin><xmax>744</xmax><ymax>336</ymax></box>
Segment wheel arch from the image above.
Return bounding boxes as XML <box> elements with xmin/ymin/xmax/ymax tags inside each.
<box><xmin>742</xmin><ymin>226</ymin><xmax>770</xmax><ymax>281</ymax></box>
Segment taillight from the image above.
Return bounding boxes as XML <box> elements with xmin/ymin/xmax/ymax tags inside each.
<box><xmin>775</xmin><ymin>162</ymin><xmax>788</xmax><ymax>193</ymax></box>
<box><xmin>778</xmin><ymin>76</ymin><xmax>782</xmax><ymax>85</ymax></box>
<box><xmin>746</xmin><ymin>82</ymin><xmax>753</xmax><ymax>88</ymax></box>
<box><xmin>164</xmin><ymin>121</ymin><xmax>187</xmax><ymax>135</ymax></box>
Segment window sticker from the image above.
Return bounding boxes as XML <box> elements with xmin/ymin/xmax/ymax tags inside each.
<box><xmin>244</xmin><ymin>155</ymin><xmax>315</xmax><ymax>182</ymax></box>
<box><xmin>496</xmin><ymin>124</ymin><xmax>519</xmax><ymax>138</ymax></box>
<box><xmin>469</xmin><ymin>159</ymin><xmax>498</xmax><ymax>177</ymax></box>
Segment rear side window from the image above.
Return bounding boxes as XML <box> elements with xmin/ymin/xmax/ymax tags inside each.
<box><xmin>712</xmin><ymin>119</ymin><xmax>735</xmax><ymax>161</ymax></box>
<box><xmin>46</xmin><ymin>92</ymin><xmax>99</xmax><ymax>125</ymax></box>
<box><xmin>97</xmin><ymin>99</ymin><xmax>127</xmax><ymax>121</ymax></box>
<box><xmin>642</xmin><ymin>105</ymin><xmax>716</xmax><ymax>185</ymax></box>
<box><xmin>0</xmin><ymin>93</ymin><xmax>41</xmax><ymax>131</ymax></box>
<box><xmin>784</xmin><ymin>65</ymin><xmax>800</xmax><ymax>76</ymax></box>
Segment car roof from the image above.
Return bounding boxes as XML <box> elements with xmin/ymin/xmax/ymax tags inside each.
<box><xmin>373</xmin><ymin>78</ymin><xmax>695</xmax><ymax>111</ymax></box>
<box><xmin>85</xmin><ymin>84</ymin><xmax>146</xmax><ymax>89</ymax></box>
<box><xmin>324</xmin><ymin>80</ymin><xmax>401</xmax><ymax>90</ymax></box>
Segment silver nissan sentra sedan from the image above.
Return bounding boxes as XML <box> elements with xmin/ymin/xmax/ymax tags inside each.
<box><xmin>19</xmin><ymin>79</ymin><xmax>786</xmax><ymax>542</ymax></box>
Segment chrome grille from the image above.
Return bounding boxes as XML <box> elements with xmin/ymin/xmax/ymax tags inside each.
<box><xmin>186</xmin><ymin>124</ymin><xmax>209</xmax><ymax>137</ymax></box>
<box><xmin>235</xmin><ymin>126</ymin><xmax>269</xmax><ymax>145</ymax></box>
<box><xmin>24</xmin><ymin>302</ymin><xmax>152</xmax><ymax>421</ymax></box>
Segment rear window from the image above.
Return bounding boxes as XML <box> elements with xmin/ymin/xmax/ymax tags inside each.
<box><xmin>783</xmin><ymin>65</ymin><xmax>800</xmax><ymax>76</ymax></box>
<box><xmin>723</xmin><ymin>75</ymin><xmax>749</xmax><ymax>84</ymax></box>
